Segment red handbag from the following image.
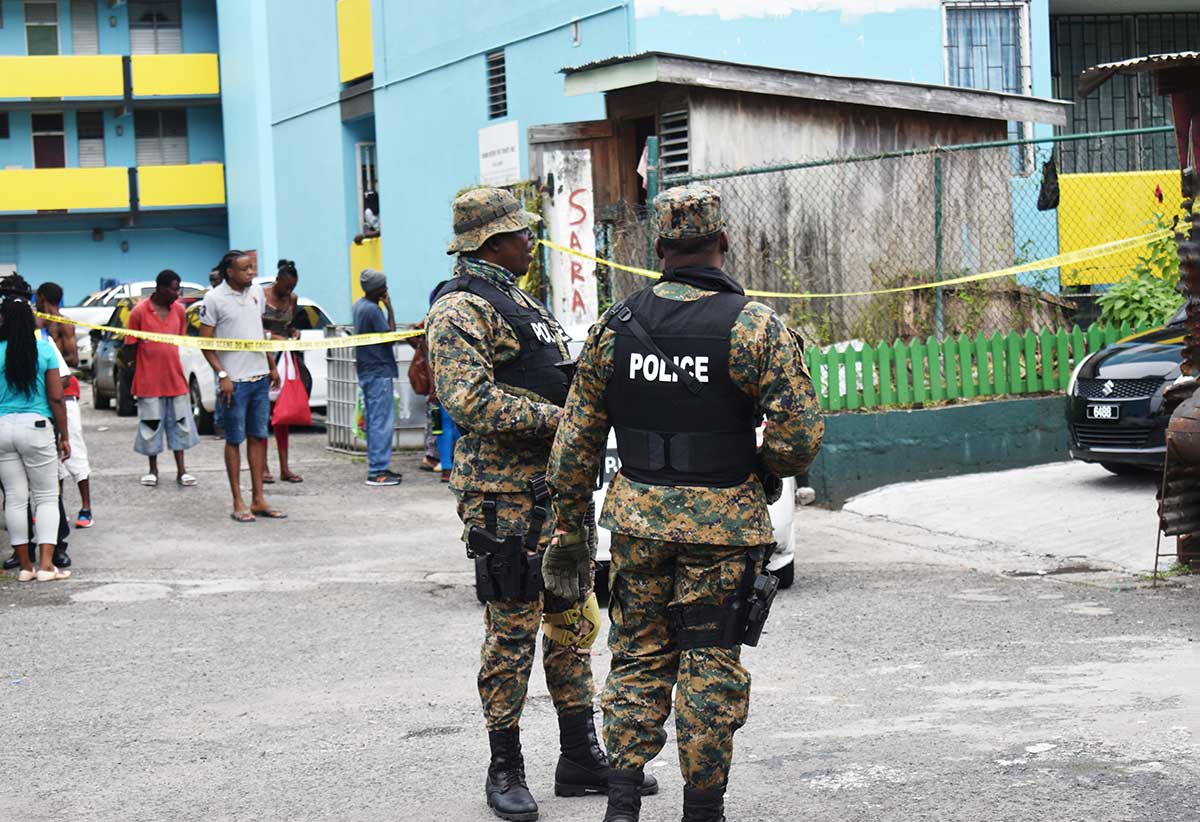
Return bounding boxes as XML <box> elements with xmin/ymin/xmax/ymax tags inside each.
<box><xmin>272</xmin><ymin>353</ymin><xmax>313</xmax><ymax>427</ymax></box>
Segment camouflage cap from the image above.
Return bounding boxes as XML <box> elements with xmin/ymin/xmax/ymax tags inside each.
<box><xmin>654</xmin><ymin>184</ymin><xmax>726</xmax><ymax>240</ymax></box>
<box><xmin>446</xmin><ymin>187</ymin><xmax>541</xmax><ymax>255</ymax></box>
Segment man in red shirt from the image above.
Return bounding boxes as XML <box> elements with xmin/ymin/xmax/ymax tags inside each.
<box><xmin>124</xmin><ymin>270</ymin><xmax>199</xmax><ymax>486</ymax></box>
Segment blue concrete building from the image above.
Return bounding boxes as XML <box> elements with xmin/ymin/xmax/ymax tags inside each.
<box><xmin>0</xmin><ymin>0</ymin><xmax>229</xmax><ymax>304</ymax></box>
<box><xmin>208</xmin><ymin>1</ymin><xmax>1197</xmax><ymax>323</ymax></box>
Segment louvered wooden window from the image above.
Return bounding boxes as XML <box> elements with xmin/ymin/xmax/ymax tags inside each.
<box><xmin>487</xmin><ymin>50</ymin><xmax>507</xmax><ymax>120</ymax></box>
<box><xmin>134</xmin><ymin>109</ymin><xmax>188</xmax><ymax>166</ymax></box>
<box><xmin>129</xmin><ymin>0</ymin><xmax>182</xmax><ymax>54</ymax></box>
<box><xmin>71</xmin><ymin>0</ymin><xmax>98</xmax><ymax>55</ymax></box>
<box><xmin>77</xmin><ymin>111</ymin><xmax>105</xmax><ymax>168</ymax></box>
<box><xmin>659</xmin><ymin>109</ymin><xmax>689</xmax><ymax>177</ymax></box>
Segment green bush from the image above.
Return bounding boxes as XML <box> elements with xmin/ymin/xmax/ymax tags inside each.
<box><xmin>1096</xmin><ymin>212</ymin><xmax>1183</xmax><ymax>328</ymax></box>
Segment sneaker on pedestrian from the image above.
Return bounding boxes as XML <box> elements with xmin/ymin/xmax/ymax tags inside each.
<box><xmin>35</xmin><ymin>566</ymin><xmax>70</xmax><ymax>582</ymax></box>
<box><xmin>75</xmin><ymin>509</ymin><xmax>93</xmax><ymax>528</ymax></box>
<box><xmin>2</xmin><ymin>551</ymin><xmax>18</xmax><ymax>571</ymax></box>
<box><xmin>365</xmin><ymin>472</ymin><xmax>401</xmax><ymax>487</ymax></box>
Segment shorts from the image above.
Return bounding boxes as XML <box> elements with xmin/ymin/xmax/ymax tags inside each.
<box><xmin>57</xmin><ymin>399</ymin><xmax>91</xmax><ymax>483</ymax></box>
<box><xmin>134</xmin><ymin>394</ymin><xmax>200</xmax><ymax>456</ymax></box>
<box><xmin>224</xmin><ymin>377</ymin><xmax>270</xmax><ymax>446</ymax></box>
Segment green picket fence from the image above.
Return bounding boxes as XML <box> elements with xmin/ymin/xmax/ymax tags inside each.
<box><xmin>805</xmin><ymin>322</ymin><xmax>1158</xmax><ymax>412</ymax></box>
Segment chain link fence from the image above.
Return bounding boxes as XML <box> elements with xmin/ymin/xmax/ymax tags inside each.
<box><xmin>595</xmin><ymin>126</ymin><xmax>1180</xmax><ymax>346</ymax></box>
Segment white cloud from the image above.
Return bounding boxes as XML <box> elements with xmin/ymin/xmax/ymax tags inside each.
<box><xmin>636</xmin><ymin>0</ymin><xmax>939</xmax><ymax>21</ymax></box>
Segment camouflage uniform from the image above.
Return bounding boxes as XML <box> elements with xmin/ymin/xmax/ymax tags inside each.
<box><xmin>548</xmin><ymin>185</ymin><xmax>824</xmax><ymax>795</ymax></box>
<box><xmin>426</xmin><ymin>191</ymin><xmax>594</xmax><ymax>733</ymax></box>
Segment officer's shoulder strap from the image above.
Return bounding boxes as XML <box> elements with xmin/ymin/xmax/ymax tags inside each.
<box><xmin>606</xmin><ymin>299</ymin><xmax>704</xmax><ymax>396</ymax></box>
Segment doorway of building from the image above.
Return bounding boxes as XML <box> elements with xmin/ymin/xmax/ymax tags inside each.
<box><xmin>32</xmin><ymin>112</ymin><xmax>65</xmax><ymax>168</ymax></box>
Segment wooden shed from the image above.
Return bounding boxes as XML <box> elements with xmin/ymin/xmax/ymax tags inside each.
<box><xmin>530</xmin><ymin>53</ymin><xmax>1073</xmax><ymax>339</ymax></box>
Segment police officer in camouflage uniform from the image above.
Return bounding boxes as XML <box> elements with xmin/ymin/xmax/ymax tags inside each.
<box><xmin>544</xmin><ymin>185</ymin><xmax>824</xmax><ymax>822</ymax></box>
<box><xmin>426</xmin><ymin>188</ymin><xmax>657</xmax><ymax>821</ymax></box>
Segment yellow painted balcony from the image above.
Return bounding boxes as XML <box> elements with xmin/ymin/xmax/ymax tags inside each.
<box><xmin>0</xmin><ymin>164</ymin><xmax>226</xmax><ymax>213</ymax></box>
<box><xmin>337</xmin><ymin>0</ymin><xmax>374</xmax><ymax>84</ymax></box>
<box><xmin>0</xmin><ymin>55</ymin><xmax>123</xmax><ymax>99</ymax></box>
<box><xmin>138</xmin><ymin>164</ymin><xmax>226</xmax><ymax>208</ymax></box>
<box><xmin>0</xmin><ymin>167</ymin><xmax>128</xmax><ymax>211</ymax></box>
<box><xmin>131</xmin><ymin>54</ymin><xmax>220</xmax><ymax>98</ymax></box>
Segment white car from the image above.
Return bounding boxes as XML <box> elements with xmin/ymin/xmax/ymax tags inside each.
<box><xmin>178</xmin><ymin>293</ymin><xmax>333</xmax><ymax>434</ymax></box>
<box><xmin>590</xmin><ymin>429</ymin><xmax>798</xmax><ymax>597</ymax></box>
<box><xmin>65</xmin><ymin>280</ymin><xmax>207</xmax><ymax>371</ymax></box>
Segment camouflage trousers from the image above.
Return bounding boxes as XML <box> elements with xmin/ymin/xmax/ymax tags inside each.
<box><xmin>602</xmin><ymin>533</ymin><xmax>760</xmax><ymax>791</ymax></box>
<box><xmin>459</xmin><ymin>490</ymin><xmax>595</xmax><ymax>731</ymax></box>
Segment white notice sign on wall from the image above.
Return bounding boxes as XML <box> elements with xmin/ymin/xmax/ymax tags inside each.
<box><xmin>543</xmin><ymin>149</ymin><xmax>598</xmax><ymax>328</ymax></box>
<box><xmin>478</xmin><ymin>120</ymin><xmax>520</xmax><ymax>187</ymax></box>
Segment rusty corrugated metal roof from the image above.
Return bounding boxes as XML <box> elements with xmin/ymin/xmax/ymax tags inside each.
<box><xmin>1078</xmin><ymin>52</ymin><xmax>1200</xmax><ymax>96</ymax></box>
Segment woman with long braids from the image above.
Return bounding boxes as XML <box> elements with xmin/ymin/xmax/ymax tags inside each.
<box><xmin>0</xmin><ymin>274</ymin><xmax>71</xmax><ymax>581</ymax></box>
<box><xmin>262</xmin><ymin>259</ymin><xmax>306</xmax><ymax>484</ymax></box>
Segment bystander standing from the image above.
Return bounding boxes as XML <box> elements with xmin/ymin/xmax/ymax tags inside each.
<box><xmin>262</xmin><ymin>259</ymin><xmax>306</xmax><ymax>484</ymax></box>
<box><xmin>354</xmin><ymin>268</ymin><xmax>401</xmax><ymax>487</ymax></box>
<box><xmin>199</xmin><ymin>251</ymin><xmax>285</xmax><ymax>522</ymax></box>
<box><xmin>35</xmin><ymin>282</ymin><xmax>93</xmax><ymax>528</ymax></box>
<box><xmin>124</xmin><ymin>270</ymin><xmax>199</xmax><ymax>487</ymax></box>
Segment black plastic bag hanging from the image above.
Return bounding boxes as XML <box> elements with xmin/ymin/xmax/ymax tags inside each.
<box><xmin>1037</xmin><ymin>156</ymin><xmax>1060</xmax><ymax>211</ymax></box>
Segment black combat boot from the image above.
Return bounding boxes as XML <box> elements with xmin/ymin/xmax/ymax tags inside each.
<box><xmin>682</xmin><ymin>786</ymin><xmax>726</xmax><ymax>822</ymax></box>
<box><xmin>602</xmin><ymin>768</ymin><xmax>644</xmax><ymax>822</ymax></box>
<box><xmin>554</xmin><ymin>708</ymin><xmax>659</xmax><ymax>797</ymax></box>
<box><xmin>485</xmin><ymin>728</ymin><xmax>539</xmax><ymax>822</ymax></box>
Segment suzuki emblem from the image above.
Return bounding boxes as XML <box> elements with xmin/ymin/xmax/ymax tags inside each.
<box><xmin>1101</xmin><ymin>380</ymin><xmax>1115</xmax><ymax>397</ymax></box>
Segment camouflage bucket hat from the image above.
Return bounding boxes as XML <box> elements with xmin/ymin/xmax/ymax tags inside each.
<box><xmin>654</xmin><ymin>184</ymin><xmax>726</xmax><ymax>240</ymax></box>
<box><xmin>446</xmin><ymin>187</ymin><xmax>542</xmax><ymax>255</ymax></box>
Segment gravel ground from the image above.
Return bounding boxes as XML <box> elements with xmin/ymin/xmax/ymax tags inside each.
<box><xmin>2</xmin><ymin>387</ymin><xmax>1196</xmax><ymax>822</ymax></box>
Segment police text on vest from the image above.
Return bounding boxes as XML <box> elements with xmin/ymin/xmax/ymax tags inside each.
<box><xmin>628</xmin><ymin>353</ymin><xmax>709</xmax><ymax>383</ymax></box>
<box><xmin>531</xmin><ymin>322</ymin><xmax>556</xmax><ymax>345</ymax></box>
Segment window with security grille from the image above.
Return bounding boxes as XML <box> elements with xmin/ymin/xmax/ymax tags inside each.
<box><xmin>1052</xmin><ymin>12</ymin><xmax>1200</xmax><ymax>173</ymax></box>
<box><xmin>77</xmin><ymin>111</ymin><xmax>105</xmax><ymax>168</ymax></box>
<box><xmin>129</xmin><ymin>0</ymin><xmax>182</xmax><ymax>54</ymax></box>
<box><xmin>658</xmin><ymin>109</ymin><xmax>689</xmax><ymax>177</ymax></box>
<box><xmin>134</xmin><ymin>109</ymin><xmax>188</xmax><ymax>166</ymax></box>
<box><xmin>943</xmin><ymin>1</ymin><xmax>1033</xmax><ymax>172</ymax></box>
<box><xmin>487</xmin><ymin>50</ymin><xmax>507</xmax><ymax>120</ymax></box>
<box><xmin>24</xmin><ymin>0</ymin><xmax>59</xmax><ymax>55</ymax></box>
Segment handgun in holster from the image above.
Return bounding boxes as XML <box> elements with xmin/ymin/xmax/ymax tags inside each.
<box><xmin>468</xmin><ymin>478</ymin><xmax>550</xmax><ymax>603</ymax></box>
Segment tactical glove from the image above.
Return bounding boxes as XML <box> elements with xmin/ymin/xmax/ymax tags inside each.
<box><xmin>542</xmin><ymin>530</ymin><xmax>591</xmax><ymax>601</ymax></box>
<box><xmin>543</xmin><ymin>592</ymin><xmax>601</xmax><ymax>649</ymax></box>
<box><xmin>756</xmin><ymin>456</ymin><xmax>783</xmax><ymax>505</ymax></box>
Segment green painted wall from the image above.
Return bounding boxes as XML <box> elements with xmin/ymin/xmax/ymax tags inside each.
<box><xmin>807</xmin><ymin>396</ymin><xmax>1069</xmax><ymax>508</ymax></box>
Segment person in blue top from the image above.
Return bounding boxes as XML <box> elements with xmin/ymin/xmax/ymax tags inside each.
<box><xmin>353</xmin><ymin>268</ymin><xmax>402</xmax><ymax>487</ymax></box>
<box><xmin>0</xmin><ymin>274</ymin><xmax>71</xmax><ymax>582</ymax></box>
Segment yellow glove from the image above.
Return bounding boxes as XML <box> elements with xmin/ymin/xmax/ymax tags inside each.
<box><xmin>543</xmin><ymin>592</ymin><xmax>601</xmax><ymax>649</ymax></box>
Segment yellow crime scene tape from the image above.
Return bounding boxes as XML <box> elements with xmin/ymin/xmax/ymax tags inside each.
<box><xmin>538</xmin><ymin>228</ymin><xmax>1172</xmax><ymax>300</ymax></box>
<box><xmin>37</xmin><ymin>311</ymin><xmax>424</xmax><ymax>352</ymax></box>
<box><xmin>35</xmin><ymin>228</ymin><xmax>1169</xmax><ymax>349</ymax></box>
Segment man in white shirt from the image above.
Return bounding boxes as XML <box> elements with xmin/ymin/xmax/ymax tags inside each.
<box><xmin>199</xmin><ymin>251</ymin><xmax>283</xmax><ymax>523</ymax></box>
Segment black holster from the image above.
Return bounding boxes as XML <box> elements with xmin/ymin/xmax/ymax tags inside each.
<box><xmin>468</xmin><ymin>478</ymin><xmax>550</xmax><ymax>603</ymax></box>
<box><xmin>668</xmin><ymin>544</ymin><xmax>778</xmax><ymax>649</ymax></box>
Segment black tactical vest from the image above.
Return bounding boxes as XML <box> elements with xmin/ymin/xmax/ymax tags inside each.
<box><xmin>605</xmin><ymin>286</ymin><xmax>758</xmax><ymax>488</ymax></box>
<box><xmin>434</xmin><ymin>275</ymin><xmax>570</xmax><ymax>407</ymax></box>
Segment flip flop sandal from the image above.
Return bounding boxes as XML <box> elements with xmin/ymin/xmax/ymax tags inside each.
<box><xmin>262</xmin><ymin>473</ymin><xmax>276</xmax><ymax>484</ymax></box>
<box><xmin>281</xmin><ymin>474</ymin><xmax>304</xmax><ymax>483</ymax></box>
<box><xmin>140</xmin><ymin>473</ymin><xmax>158</xmax><ymax>487</ymax></box>
<box><xmin>252</xmin><ymin>509</ymin><xmax>288</xmax><ymax>519</ymax></box>
<box><xmin>230</xmin><ymin>510</ymin><xmax>256</xmax><ymax>523</ymax></box>
<box><xmin>177</xmin><ymin>474</ymin><xmax>197</xmax><ymax>487</ymax></box>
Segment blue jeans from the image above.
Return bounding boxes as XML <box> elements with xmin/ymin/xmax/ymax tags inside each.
<box><xmin>358</xmin><ymin>374</ymin><xmax>394</xmax><ymax>475</ymax></box>
<box><xmin>437</xmin><ymin>411</ymin><xmax>460</xmax><ymax>471</ymax></box>
<box><xmin>224</xmin><ymin>377</ymin><xmax>270</xmax><ymax>446</ymax></box>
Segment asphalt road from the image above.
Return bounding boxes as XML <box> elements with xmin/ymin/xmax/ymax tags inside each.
<box><xmin>2</xmin><ymin>391</ymin><xmax>1197</xmax><ymax>822</ymax></box>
